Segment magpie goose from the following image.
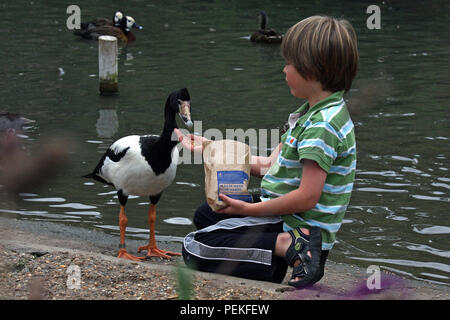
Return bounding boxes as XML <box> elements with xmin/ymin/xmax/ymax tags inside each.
<box><xmin>84</xmin><ymin>88</ymin><xmax>192</xmax><ymax>260</ymax></box>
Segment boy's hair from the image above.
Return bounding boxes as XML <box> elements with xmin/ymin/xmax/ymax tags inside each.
<box><xmin>281</xmin><ymin>16</ymin><xmax>358</xmax><ymax>92</ymax></box>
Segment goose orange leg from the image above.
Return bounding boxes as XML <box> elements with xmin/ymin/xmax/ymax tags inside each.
<box><xmin>117</xmin><ymin>205</ymin><xmax>145</xmax><ymax>261</ymax></box>
<box><xmin>137</xmin><ymin>204</ymin><xmax>181</xmax><ymax>259</ymax></box>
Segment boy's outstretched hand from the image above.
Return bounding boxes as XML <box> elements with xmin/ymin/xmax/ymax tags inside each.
<box><xmin>216</xmin><ymin>194</ymin><xmax>251</xmax><ymax>215</ymax></box>
<box><xmin>174</xmin><ymin>128</ymin><xmax>207</xmax><ymax>154</ymax></box>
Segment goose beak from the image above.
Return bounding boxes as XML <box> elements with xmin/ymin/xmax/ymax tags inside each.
<box><xmin>178</xmin><ymin>100</ymin><xmax>193</xmax><ymax>128</ymax></box>
<box><xmin>133</xmin><ymin>23</ymin><xmax>143</xmax><ymax>30</ymax></box>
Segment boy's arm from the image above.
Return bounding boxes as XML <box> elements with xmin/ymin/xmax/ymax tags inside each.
<box><xmin>218</xmin><ymin>160</ymin><xmax>327</xmax><ymax>216</ymax></box>
<box><xmin>250</xmin><ymin>143</ymin><xmax>282</xmax><ymax>178</ymax></box>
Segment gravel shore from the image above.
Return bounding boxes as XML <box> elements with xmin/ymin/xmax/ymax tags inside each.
<box><xmin>0</xmin><ymin>246</ymin><xmax>279</xmax><ymax>300</ymax></box>
<box><xmin>0</xmin><ymin>216</ymin><xmax>448</xmax><ymax>300</ymax></box>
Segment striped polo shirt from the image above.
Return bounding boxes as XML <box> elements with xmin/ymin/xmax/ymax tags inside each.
<box><xmin>260</xmin><ymin>91</ymin><xmax>356</xmax><ymax>250</ymax></box>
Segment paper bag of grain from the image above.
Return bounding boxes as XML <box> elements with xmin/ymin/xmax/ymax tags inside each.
<box><xmin>203</xmin><ymin>140</ymin><xmax>253</xmax><ymax>211</ymax></box>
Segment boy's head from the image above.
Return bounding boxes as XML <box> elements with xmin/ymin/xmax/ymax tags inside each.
<box><xmin>281</xmin><ymin>16</ymin><xmax>358</xmax><ymax>92</ymax></box>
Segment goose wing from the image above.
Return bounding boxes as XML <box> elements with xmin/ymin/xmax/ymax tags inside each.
<box><xmin>87</xmin><ymin>135</ymin><xmax>140</xmax><ymax>184</ymax></box>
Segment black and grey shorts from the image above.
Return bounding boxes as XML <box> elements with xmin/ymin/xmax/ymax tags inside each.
<box><xmin>182</xmin><ymin>201</ymin><xmax>289</xmax><ymax>283</ymax></box>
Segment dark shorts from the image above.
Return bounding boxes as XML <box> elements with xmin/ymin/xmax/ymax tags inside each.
<box><xmin>182</xmin><ymin>201</ymin><xmax>329</xmax><ymax>284</ymax></box>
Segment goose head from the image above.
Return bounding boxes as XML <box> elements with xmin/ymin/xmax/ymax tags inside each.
<box><xmin>166</xmin><ymin>88</ymin><xmax>193</xmax><ymax>128</ymax></box>
<box><xmin>122</xmin><ymin>15</ymin><xmax>143</xmax><ymax>33</ymax></box>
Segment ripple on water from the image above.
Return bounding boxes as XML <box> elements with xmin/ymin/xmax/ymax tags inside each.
<box><xmin>98</xmin><ymin>191</ymin><xmax>117</xmax><ymax>196</ymax></box>
<box><xmin>357</xmin><ymin>170</ymin><xmax>402</xmax><ymax>177</ymax></box>
<box><xmin>431</xmin><ymin>182</ymin><xmax>450</xmax><ymax>190</ymax></box>
<box><xmin>424</xmin><ymin>136</ymin><xmax>448</xmax><ymax>141</ymax></box>
<box><xmin>393</xmin><ymin>241</ymin><xmax>450</xmax><ymax>258</ymax></box>
<box><xmin>411</xmin><ymin>194</ymin><xmax>450</xmax><ymax>202</ymax></box>
<box><xmin>64</xmin><ymin>211</ymin><xmax>101</xmax><ymax>217</ymax></box>
<box><xmin>163</xmin><ymin>217</ymin><xmax>192</xmax><ymax>225</ymax></box>
<box><xmin>23</xmin><ymin>197</ymin><xmax>66</xmax><ymax>202</ymax></box>
<box><xmin>359</xmin><ymin>235</ymin><xmax>402</xmax><ymax>241</ymax></box>
<box><xmin>366</xmin><ymin>226</ymin><xmax>386</xmax><ymax>233</ymax></box>
<box><xmin>0</xmin><ymin>209</ymin><xmax>79</xmax><ymax>220</ymax></box>
<box><xmin>50</xmin><ymin>203</ymin><xmax>97</xmax><ymax>209</ymax></box>
<box><xmin>412</xmin><ymin>224</ymin><xmax>450</xmax><ymax>235</ymax></box>
<box><xmin>386</xmin><ymin>214</ymin><xmax>409</xmax><ymax>221</ymax></box>
<box><xmin>349</xmin><ymin>257</ymin><xmax>450</xmax><ymax>274</ymax></box>
<box><xmin>356</xmin><ymin>187</ymin><xmax>408</xmax><ymax>193</ymax></box>
<box><xmin>18</xmin><ymin>193</ymin><xmax>38</xmax><ymax>197</ymax></box>
<box><xmin>420</xmin><ymin>272</ymin><xmax>449</xmax><ymax>280</ymax></box>
<box><xmin>175</xmin><ymin>181</ymin><xmax>200</xmax><ymax>188</ymax></box>
<box><xmin>391</xmin><ymin>155</ymin><xmax>419</xmax><ymax>164</ymax></box>
<box><xmin>401</xmin><ymin>166</ymin><xmax>423</xmax><ymax>174</ymax></box>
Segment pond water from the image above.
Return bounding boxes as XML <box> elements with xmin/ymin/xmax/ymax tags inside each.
<box><xmin>1</xmin><ymin>0</ymin><xmax>449</xmax><ymax>285</ymax></box>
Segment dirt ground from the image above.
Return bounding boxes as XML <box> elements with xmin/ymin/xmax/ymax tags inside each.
<box><xmin>0</xmin><ymin>216</ymin><xmax>448</xmax><ymax>300</ymax></box>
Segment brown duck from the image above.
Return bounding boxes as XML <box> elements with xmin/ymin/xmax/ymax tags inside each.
<box><xmin>79</xmin><ymin>11</ymin><xmax>124</xmax><ymax>30</ymax></box>
<box><xmin>74</xmin><ymin>13</ymin><xmax>143</xmax><ymax>45</ymax></box>
<box><xmin>250</xmin><ymin>11</ymin><xmax>283</xmax><ymax>43</ymax></box>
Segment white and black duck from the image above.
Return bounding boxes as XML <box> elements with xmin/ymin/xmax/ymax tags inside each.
<box><xmin>74</xmin><ymin>12</ymin><xmax>143</xmax><ymax>44</ymax></box>
<box><xmin>250</xmin><ymin>11</ymin><xmax>283</xmax><ymax>43</ymax></box>
<box><xmin>79</xmin><ymin>11</ymin><xmax>124</xmax><ymax>30</ymax></box>
<box><xmin>84</xmin><ymin>88</ymin><xmax>193</xmax><ymax>261</ymax></box>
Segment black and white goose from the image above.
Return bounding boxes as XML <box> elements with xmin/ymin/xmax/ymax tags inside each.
<box><xmin>84</xmin><ymin>88</ymin><xmax>193</xmax><ymax>261</ymax></box>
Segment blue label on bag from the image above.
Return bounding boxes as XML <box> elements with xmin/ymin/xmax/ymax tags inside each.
<box><xmin>217</xmin><ymin>170</ymin><xmax>253</xmax><ymax>202</ymax></box>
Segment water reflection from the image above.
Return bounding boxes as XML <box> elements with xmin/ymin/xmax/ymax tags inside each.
<box><xmin>96</xmin><ymin>109</ymin><xmax>119</xmax><ymax>138</ymax></box>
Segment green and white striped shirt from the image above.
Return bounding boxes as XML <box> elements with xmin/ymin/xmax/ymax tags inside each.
<box><xmin>260</xmin><ymin>91</ymin><xmax>356</xmax><ymax>250</ymax></box>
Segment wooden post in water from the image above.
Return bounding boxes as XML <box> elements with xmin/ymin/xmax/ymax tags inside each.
<box><xmin>98</xmin><ymin>35</ymin><xmax>118</xmax><ymax>94</ymax></box>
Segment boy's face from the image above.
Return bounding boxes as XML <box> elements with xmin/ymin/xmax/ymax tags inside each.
<box><xmin>283</xmin><ymin>64</ymin><xmax>309</xmax><ymax>99</ymax></box>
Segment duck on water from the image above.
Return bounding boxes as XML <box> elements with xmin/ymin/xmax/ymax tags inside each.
<box><xmin>250</xmin><ymin>11</ymin><xmax>283</xmax><ymax>43</ymax></box>
<box><xmin>84</xmin><ymin>88</ymin><xmax>193</xmax><ymax>261</ymax></box>
<box><xmin>74</xmin><ymin>11</ymin><xmax>143</xmax><ymax>45</ymax></box>
<box><xmin>79</xmin><ymin>11</ymin><xmax>124</xmax><ymax>29</ymax></box>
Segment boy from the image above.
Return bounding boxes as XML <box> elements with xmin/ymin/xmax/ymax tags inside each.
<box><xmin>175</xmin><ymin>15</ymin><xmax>358</xmax><ymax>288</ymax></box>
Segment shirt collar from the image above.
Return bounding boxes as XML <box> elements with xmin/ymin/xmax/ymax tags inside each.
<box><xmin>288</xmin><ymin>91</ymin><xmax>345</xmax><ymax>128</ymax></box>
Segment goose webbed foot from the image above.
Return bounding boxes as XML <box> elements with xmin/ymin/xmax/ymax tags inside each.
<box><xmin>137</xmin><ymin>244</ymin><xmax>181</xmax><ymax>259</ymax></box>
<box><xmin>117</xmin><ymin>248</ymin><xmax>146</xmax><ymax>261</ymax></box>
<box><xmin>140</xmin><ymin>203</ymin><xmax>182</xmax><ymax>259</ymax></box>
